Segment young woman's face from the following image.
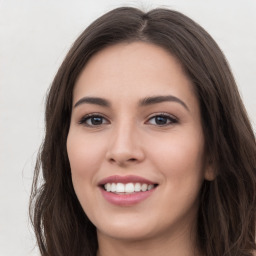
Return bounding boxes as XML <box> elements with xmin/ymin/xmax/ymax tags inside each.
<box><xmin>67</xmin><ymin>42</ymin><xmax>212</xmax><ymax>242</ymax></box>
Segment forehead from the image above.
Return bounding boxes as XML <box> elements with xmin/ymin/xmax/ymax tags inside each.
<box><xmin>73</xmin><ymin>42</ymin><xmax>196</xmax><ymax>107</ymax></box>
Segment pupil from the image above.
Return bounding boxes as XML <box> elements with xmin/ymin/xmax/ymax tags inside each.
<box><xmin>156</xmin><ymin>116</ymin><xmax>167</xmax><ymax>125</ymax></box>
<box><xmin>92</xmin><ymin>117</ymin><xmax>102</xmax><ymax>125</ymax></box>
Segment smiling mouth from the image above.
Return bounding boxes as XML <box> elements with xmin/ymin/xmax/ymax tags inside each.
<box><xmin>102</xmin><ymin>182</ymin><xmax>158</xmax><ymax>194</ymax></box>
<box><xmin>99</xmin><ymin>175</ymin><xmax>158</xmax><ymax>206</ymax></box>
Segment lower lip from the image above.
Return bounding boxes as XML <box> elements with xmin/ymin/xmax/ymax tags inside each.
<box><xmin>100</xmin><ymin>187</ymin><xmax>156</xmax><ymax>206</ymax></box>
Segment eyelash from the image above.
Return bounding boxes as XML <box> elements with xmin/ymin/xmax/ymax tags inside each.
<box><xmin>146</xmin><ymin>113</ymin><xmax>178</xmax><ymax>126</ymax></box>
<box><xmin>78</xmin><ymin>113</ymin><xmax>109</xmax><ymax>127</ymax></box>
<box><xmin>78</xmin><ymin>113</ymin><xmax>178</xmax><ymax>127</ymax></box>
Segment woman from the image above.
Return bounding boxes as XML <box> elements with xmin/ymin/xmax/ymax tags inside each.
<box><xmin>30</xmin><ymin>7</ymin><xmax>256</xmax><ymax>256</ymax></box>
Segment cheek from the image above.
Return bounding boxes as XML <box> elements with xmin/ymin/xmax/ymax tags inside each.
<box><xmin>67</xmin><ymin>131</ymin><xmax>106</xmax><ymax>178</ymax></box>
<box><xmin>66</xmin><ymin>131</ymin><xmax>106</xmax><ymax>215</ymax></box>
<box><xmin>147</xmin><ymin>130</ymin><xmax>205</xmax><ymax>188</ymax></box>
<box><xmin>66</xmin><ymin>131</ymin><xmax>109</xmax><ymax>216</ymax></box>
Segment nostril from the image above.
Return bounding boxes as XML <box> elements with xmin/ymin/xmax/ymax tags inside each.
<box><xmin>109</xmin><ymin>157</ymin><xmax>137</xmax><ymax>165</ymax></box>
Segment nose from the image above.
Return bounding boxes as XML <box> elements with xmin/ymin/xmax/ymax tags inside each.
<box><xmin>106</xmin><ymin>122</ymin><xmax>145</xmax><ymax>166</ymax></box>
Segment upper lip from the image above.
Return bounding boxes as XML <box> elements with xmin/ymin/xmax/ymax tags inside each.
<box><xmin>98</xmin><ymin>175</ymin><xmax>157</xmax><ymax>185</ymax></box>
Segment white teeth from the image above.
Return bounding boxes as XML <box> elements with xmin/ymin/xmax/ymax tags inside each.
<box><xmin>125</xmin><ymin>183</ymin><xmax>134</xmax><ymax>193</ymax></box>
<box><xmin>147</xmin><ymin>184</ymin><xmax>154</xmax><ymax>190</ymax></box>
<box><xmin>134</xmin><ymin>183</ymin><xmax>141</xmax><ymax>192</ymax></box>
<box><xmin>103</xmin><ymin>182</ymin><xmax>156</xmax><ymax>193</ymax></box>
<box><xmin>141</xmin><ymin>183</ymin><xmax>148</xmax><ymax>192</ymax></box>
<box><xmin>104</xmin><ymin>183</ymin><xmax>111</xmax><ymax>192</ymax></box>
<box><xmin>116</xmin><ymin>183</ymin><xmax>125</xmax><ymax>192</ymax></box>
<box><xmin>111</xmin><ymin>183</ymin><xmax>116</xmax><ymax>192</ymax></box>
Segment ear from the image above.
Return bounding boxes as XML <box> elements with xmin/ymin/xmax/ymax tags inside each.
<box><xmin>204</xmin><ymin>160</ymin><xmax>216</xmax><ymax>181</ymax></box>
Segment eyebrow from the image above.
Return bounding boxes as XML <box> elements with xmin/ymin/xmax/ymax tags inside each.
<box><xmin>139</xmin><ymin>95</ymin><xmax>189</xmax><ymax>111</ymax></box>
<box><xmin>74</xmin><ymin>95</ymin><xmax>189</xmax><ymax>111</ymax></box>
<box><xmin>74</xmin><ymin>97</ymin><xmax>111</xmax><ymax>108</ymax></box>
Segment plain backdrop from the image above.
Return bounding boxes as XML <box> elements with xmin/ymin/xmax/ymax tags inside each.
<box><xmin>0</xmin><ymin>0</ymin><xmax>255</xmax><ymax>255</ymax></box>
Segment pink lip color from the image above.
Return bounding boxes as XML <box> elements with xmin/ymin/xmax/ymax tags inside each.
<box><xmin>100</xmin><ymin>187</ymin><xmax>156</xmax><ymax>206</ymax></box>
<box><xmin>98</xmin><ymin>175</ymin><xmax>157</xmax><ymax>206</ymax></box>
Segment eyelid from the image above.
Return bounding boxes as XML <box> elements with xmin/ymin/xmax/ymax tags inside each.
<box><xmin>78</xmin><ymin>113</ymin><xmax>110</xmax><ymax>126</ymax></box>
<box><xmin>145</xmin><ymin>112</ymin><xmax>178</xmax><ymax>125</ymax></box>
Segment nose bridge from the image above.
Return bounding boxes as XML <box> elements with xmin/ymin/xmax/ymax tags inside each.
<box><xmin>106</xmin><ymin>117</ymin><xmax>144</xmax><ymax>165</ymax></box>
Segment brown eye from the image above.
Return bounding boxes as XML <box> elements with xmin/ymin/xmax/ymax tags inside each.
<box><xmin>147</xmin><ymin>114</ymin><xmax>178</xmax><ymax>126</ymax></box>
<box><xmin>79</xmin><ymin>115</ymin><xmax>109</xmax><ymax>127</ymax></box>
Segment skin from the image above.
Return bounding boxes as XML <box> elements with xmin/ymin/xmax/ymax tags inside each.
<box><xmin>67</xmin><ymin>42</ymin><xmax>213</xmax><ymax>256</ymax></box>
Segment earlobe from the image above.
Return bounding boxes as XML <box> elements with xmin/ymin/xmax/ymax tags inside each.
<box><xmin>204</xmin><ymin>163</ymin><xmax>216</xmax><ymax>181</ymax></box>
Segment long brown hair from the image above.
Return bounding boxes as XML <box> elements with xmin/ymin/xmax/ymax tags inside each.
<box><xmin>30</xmin><ymin>7</ymin><xmax>256</xmax><ymax>256</ymax></box>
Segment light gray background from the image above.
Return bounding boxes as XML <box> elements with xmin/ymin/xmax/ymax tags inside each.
<box><xmin>0</xmin><ymin>0</ymin><xmax>255</xmax><ymax>255</ymax></box>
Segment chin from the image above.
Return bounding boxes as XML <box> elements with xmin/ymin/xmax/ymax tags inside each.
<box><xmin>95</xmin><ymin>216</ymin><xmax>159</xmax><ymax>241</ymax></box>
<box><xmin>97</xmin><ymin>226</ymin><xmax>156</xmax><ymax>242</ymax></box>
